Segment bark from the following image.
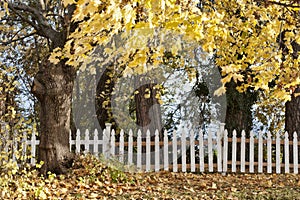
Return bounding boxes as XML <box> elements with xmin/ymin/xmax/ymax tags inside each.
<box><xmin>32</xmin><ymin>59</ymin><xmax>76</xmax><ymax>174</ymax></box>
<box><xmin>285</xmin><ymin>88</ymin><xmax>300</xmax><ymax>136</ymax></box>
<box><xmin>225</xmin><ymin>81</ymin><xmax>257</xmax><ymax>137</ymax></box>
<box><xmin>285</xmin><ymin>87</ymin><xmax>300</xmax><ymax>163</ymax></box>
<box><xmin>134</xmin><ymin>79</ymin><xmax>163</xmax><ymax>138</ymax></box>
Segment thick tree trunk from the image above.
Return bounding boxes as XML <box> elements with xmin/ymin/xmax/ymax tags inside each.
<box><xmin>225</xmin><ymin>81</ymin><xmax>257</xmax><ymax>137</ymax></box>
<box><xmin>32</xmin><ymin>59</ymin><xmax>76</xmax><ymax>174</ymax></box>
<box><xmin>285</xmin><ymin>87</ymin><xmax>300</xmax><ymax>163</ymax></box>
<box><xmin>134</xmin><ymin>81</ymin><xmax>162</xmax><ymax>137</ymax></box>
<box><xmin>285</xmin><ymin>88</ymin><xmax>300</xmax><ymax>135</ymax></box>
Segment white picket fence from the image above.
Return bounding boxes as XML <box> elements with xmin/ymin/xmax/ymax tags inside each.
<box><xmin>3</xmin><ymin>125</ymin><xmax>300</xmax><ymax>174</ymax></box>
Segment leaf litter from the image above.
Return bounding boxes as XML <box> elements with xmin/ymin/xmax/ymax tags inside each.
<box><xmin>1</xmin><ymin>155</ymin><xmax>300</xmax><ymax>199</ymax></box>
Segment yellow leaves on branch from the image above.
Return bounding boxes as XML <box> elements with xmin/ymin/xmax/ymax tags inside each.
<box><xmin>60</xmin><ymin>0</ymin><xmax>299</xmax><ymax>102</ymax></box>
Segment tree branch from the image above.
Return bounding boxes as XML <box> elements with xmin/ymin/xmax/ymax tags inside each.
<box><xmin>7</xmin><ymin>2</ymin><xmax>63</xmax><ymax>46</ymax></box>
<box><xmin>1</xmin><ymin>32</ymin><xmax>36</xmax><ymax>45</ymax></box>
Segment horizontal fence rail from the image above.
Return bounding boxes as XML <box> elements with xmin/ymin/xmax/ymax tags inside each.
<box><xmin>1</xmin><ymin>125</ymin><xmax>300</xmax><ymax>174</ymax></box>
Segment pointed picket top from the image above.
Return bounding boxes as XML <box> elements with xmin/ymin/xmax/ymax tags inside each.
<box><xmin>293</xmin><ymin>131</ymin><xmax>298</xmax><ymax>140</ymax></box>
<box><xmin>93</xmin><ymin>129</ymin><xmax>99</xmax><ymax>140</ymax></box>
<box><xmin>155</xmin><ymin>129</ymin><xmax>159</xmax><ymax>138</ymax></box>
<box><xmin>76</xmin><ymin>129</ymin><xmax>81</xmax><ymax>140</ymax></box>
<box><xmin>190</xmin><ymin>129</ymin><xmax>195</xmax><ymax>139</ymax></box>
<box><xmin>85</xmin><ymin>129</ymin><xmax>89</xmax><ymax>139</ymax></box>
<box><xmin>232</xmin><ymin>129</ymin><xmax>237</xmax><ymax>138</ymax></box>
<box><xmin>129</xmin><ymin>129</ymin><xmax>133</xmax><ymax>137</ymax></box>
<box><xmin>163</xmin><ymin>129</ymin><xmax>168</xmax><ymax>139</ymax></box>
<box><xmin>146</xmin><ymin>129</ymin><xmax>151</xmax><ymax>138</ymax></box>
<box><xmin>249</xmin><ymin>130</ymin><xmax>254</xmax><ymax>138</ymax></box>
<box><xmin>224</xmin><ymin>129</ymin><xmax>228</xmax><ymax>138</ymax></box>
<box><xmin>284</xmin><ymin>131</ymin><xmax>289</xmax><ymax>141</ymax></box>
<box><xmin>199</xmin><ymin>129</ymin><xmax>203</xmax><ymax>139</ymax></box>
<box><xmin>267</xmin><ymin>131</ymin><xmax>272</xmax><ymax>139</ymax></box>
<box><xmin>137</xmin><ymin>129</ymin><xmax>142</xmax><ymax>138</ymax></box>
<box><xmin>111</xmin><ymin>129</ymin><xmax>115</xmax><ymax>137</ymax></box>
<box><xmin>241</xmin><ymin>130</ymin><xmax>245</xmax><ymax>138</ymax></box>
<box><xmin>120</xmin><ymin>129</ymin><xmax>124</xmax><ymax>138</ymax></box>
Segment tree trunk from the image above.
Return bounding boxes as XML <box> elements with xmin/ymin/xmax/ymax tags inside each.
<box><xmin>134</xmin><ymin>80</ymin><xmax>162</xmax><ymax>138</ymax></box>
<box><xmin>32</xmin><ymin>59</ymin><xmax>76</xmax><ymax>174</ymax></box>
<box><xmin>225</xmin><ymin>81</ymin><xmax>257</xmax><ymax>137</ymax></box>
<box><xmin>285</xmin><ymin>87</ymin><xmax>300</xmax><ymax>163</ymax></box>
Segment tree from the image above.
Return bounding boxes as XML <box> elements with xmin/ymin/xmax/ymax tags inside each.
<box><xmin>2</xmin><ymin>0</ymin><xmax>299</xmax><ymax>173</ymax></box>
<box><xmin>1</xmin><ymin>1</ymin><xmax>77</xmax><ymax>174</ymax></box>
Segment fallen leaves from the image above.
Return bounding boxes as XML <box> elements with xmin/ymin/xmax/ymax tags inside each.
<box><xmin>1</xmin><ymin>155</ymin><xmax>300</xmax><ymax>199</ymax></box>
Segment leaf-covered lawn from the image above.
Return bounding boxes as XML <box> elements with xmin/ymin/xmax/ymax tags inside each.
<box><xmin>1</xmin><ymin>155</ymin><xmax>300</xmax><ymax>199</ymax></box>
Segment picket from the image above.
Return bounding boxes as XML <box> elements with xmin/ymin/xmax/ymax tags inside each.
<box><xmin>231</xmin><ymin>130</ymin><xmax>237</xmax><ymax>172</ymax></box>
<box><xmin>163</xmin><ymin>130</ymin><xmax>169</xmax><ymax>171</ymax></box>
<box><xmin>284</xmin><ymin>132</ymin><xmax>289</xmax><ymax>173</ymax></box>
<box><xmin>5</xmin><ymin>125</ymin><xmax>300</xmax><ymax>174</ymax></box>
<box><xmin>276</xmin><ymin>132</ymin><xmax>281</xmax><ymax>174</ymax></box>
<box><xmin>293</xmin><ymin>132</ymin><xmax>298</xmax><ymax>174</ymax></box>
<box><xmin>249</xmin><ymin>131</ymin><xmax>254</xmax><ymax>173</ymax></box>
<box><xmin>241</xmin><ymin>130</ymin><xmax>246</xmax><ymax>173</ymax></box>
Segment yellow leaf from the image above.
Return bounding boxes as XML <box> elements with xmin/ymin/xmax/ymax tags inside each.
<box><xmin>214</xmin><ymin>85</ymin><xmax>226</xmax><ymax>96</ymax></box>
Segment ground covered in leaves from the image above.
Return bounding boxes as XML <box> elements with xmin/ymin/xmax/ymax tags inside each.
<box><xmin>1</xmin><ymin>155</ymin><xmax>300</xmax><ymax>199</ymax></box>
